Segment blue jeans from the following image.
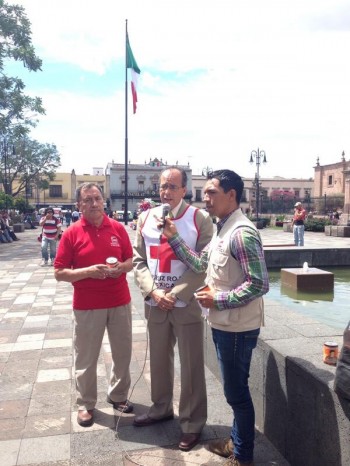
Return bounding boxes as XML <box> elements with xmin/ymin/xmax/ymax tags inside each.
<box><xmin>212</xmin><ymin>327</ymin><xmax>260</xmax><ymax>463</ymax></box>
<box><xmin>41</xmin><ymin>237</ymin><xmax>57</xmax><ymax>261</ymax></box>
<box><xmin>293</xmin><ymin>224</ymin><xmax>304</xmax><ymax>246</ymax></box>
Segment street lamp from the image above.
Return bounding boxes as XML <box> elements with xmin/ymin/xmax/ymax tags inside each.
<box><xmin>260</xmin><ymin>192</ymin><xmax>264</xmax><ymax>214</ymax></box>
<box><xmin>249</xmin><ymin>148</ymin><xmax>267</xmax><ymax>220</ymax></box>
<box><xmin>202</xmin><ymin>166</ymin><xmax>212</xmax><ymax>177</ymax></box>
<box><xmin>305</xmin><ymin>190</ymin><xmax>311</xmax><ymax>212</ymax></box>
<box><xmin>280</xmin><ymin>193</ymin><xmax>285</xmax><ymax>214</ymax></box>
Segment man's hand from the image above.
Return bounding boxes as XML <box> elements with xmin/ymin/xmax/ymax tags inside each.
<box><xmin>162</xmin><ymin>218</ymin><xmax>178</xmax><ymax>239</ymax></box>
<box><xmin>194</xmin><ymin>286</ymin><xmax>215</xmax><ymax>309</ymax></box>
<box><xmin>88</xmin><ymin>264</ymin><xmax>111</xmax><ymax>280</ymax></box>
<box><xmin>151</xmin><ymin>289</ymin><xmax>177</xmax><ymax>311</ymax></box>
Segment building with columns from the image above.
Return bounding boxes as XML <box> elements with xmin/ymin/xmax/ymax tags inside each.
<box><xmin>106</xmin><ymin>158</ymin><xmax>192</xmax><ymax>213</ymax></box>
<box><xmin>13</xmin><ymin>154</ymin><xmax>350</xmax><ymax>219</ymax></box>
<box><xmin>313</xmin><ymin>151</ymin><xmax>350</xmax><ymax>220</ymax></box>
<box><xmin>192</xmin><ymin>174</ymin><xmax>314</xmax><ymax>215</ymax></box>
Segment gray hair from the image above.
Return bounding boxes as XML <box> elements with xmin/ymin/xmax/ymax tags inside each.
<box><xmin>75</xmin><ymin>183</ymin><xmax>103</xmax><ymax>202</ymax></box>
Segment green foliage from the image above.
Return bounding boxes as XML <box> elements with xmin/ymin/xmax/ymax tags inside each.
<box><xmin>0</xmin><ymin>0</ymin><xmax>45</xmax><ymax>134</ymax></box>
<box><xmin>0</xmin><ymin>190</ymin><xmax>13</xmax><ymax>209</ymax></box>
<box><xmin>13</xmin><ymin>196</ymin><xmax>26</xmax><ymax>212</ymax></box>
<box><xmin>0</xmin><ymin>2</ymin><xmax>60</xmax><ymax>199</ymax></box>
<box><xmin>305</xmin><ymin>218</ymin><xmax>331</xmax><ymax>232</ymax></box>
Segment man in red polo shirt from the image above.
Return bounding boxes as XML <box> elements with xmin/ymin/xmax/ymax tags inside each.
<box><xmin>54</xmin><ymin>182</ymin><xmax>133</xmax><ymax>427</ymax></box>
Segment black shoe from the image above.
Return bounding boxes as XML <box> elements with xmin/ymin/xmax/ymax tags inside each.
<box><xmin>133</xmin><ymin>413</ymin><xmax>174</xmax><ymax>427</ymax></box>
<box><xmin>77</xmin><ymin>409</ymin><xmax>94</xmax><ymax>427</ymax></box>
<box><xmin>107</xmin><ymin>396</ymin><xmax>133</xmax><ymax>413</ymax></box>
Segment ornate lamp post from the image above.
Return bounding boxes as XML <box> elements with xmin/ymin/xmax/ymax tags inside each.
<box><xmin>305</xmin><ymin>190</ymin><xmax>311</xmax><ymax>212</ymax></box>
<box><xmin>249</xmin><ymin>148</ymin><xmax>267</xmax><ymax>220</ymax></box>
<box><xmin>201</xmin><ymin>166</ymin><xmax>212</xmax><ymax>177</ymax></box>
<box><xmin>280</xmin><ymin>193</ymin><xmax>285</xmax><ymax>214</ymax></box>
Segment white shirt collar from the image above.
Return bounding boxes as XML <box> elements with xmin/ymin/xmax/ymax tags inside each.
<box><xmin>170</xmin><ymin>200</ymin><xmax>183</xmax><ymax>218</ymax></box>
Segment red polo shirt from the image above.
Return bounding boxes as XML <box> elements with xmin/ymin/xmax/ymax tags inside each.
<box><xmin>55</xmin><ymin>215</ymin><xmax>132</xmax><ymax>310</ymax></box>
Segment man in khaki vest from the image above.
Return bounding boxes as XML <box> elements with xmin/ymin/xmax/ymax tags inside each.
<box><xmin>162</xmin><ymin>169</ymin><xmax>269</xmax><ymax>466</ymax></box>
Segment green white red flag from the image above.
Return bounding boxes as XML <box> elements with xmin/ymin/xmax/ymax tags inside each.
<box><xmin>126</xmin><ymin>34</ymin><xmax>141</xmax><ymax>114</ymax></box>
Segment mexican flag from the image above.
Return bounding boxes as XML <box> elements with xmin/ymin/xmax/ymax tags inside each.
<box><xmin>126</xmin><ymin>34</ymin><xmax>141</xmax><ymax>114</ymax></box>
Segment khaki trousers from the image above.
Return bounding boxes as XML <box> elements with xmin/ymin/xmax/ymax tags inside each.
<box><xmin>73</xmin><ymin>304</ymin><xmax>132</xmax><ymax>410</ymax></box>
<box><xmin>147</xmin><ymin>310</ymin><xmax>207</xmax><ymax>433</ymax></box>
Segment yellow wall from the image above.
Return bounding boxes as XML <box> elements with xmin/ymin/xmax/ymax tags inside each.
<box><xmin>13</xmin><ymin>171</ymin><xmax>109</xmax><ymax>208</ymax></box>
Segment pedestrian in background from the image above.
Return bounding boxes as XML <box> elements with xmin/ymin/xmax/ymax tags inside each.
<box><xmin>292</xmin><ymin>201</ymin><xmax>306</xmax><ymax>246</ymax></box>
<box><xmin>65</xmin><ymin>209</ymin><xmax>72</xmax><ymax>227</ymax></box>
<box><xmin>39</xmin><ymin>207</ymin><xmax>62</xmax><ymax>266</ymax></box>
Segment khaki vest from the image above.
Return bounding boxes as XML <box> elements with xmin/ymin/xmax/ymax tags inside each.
<box><xmin>207</xmin><ymin>209</ymin><xmax>264</xmax><ymax>332</ymax></box>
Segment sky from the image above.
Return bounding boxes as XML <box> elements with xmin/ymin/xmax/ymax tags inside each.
<box><xmin>5</xmin><ymin>0</ymin><xmax>350</xmax><ymax>179</ymax></box>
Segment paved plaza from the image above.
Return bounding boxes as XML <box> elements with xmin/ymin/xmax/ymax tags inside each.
<box><xmin>4</xmin><ymin>223</ymin><xmax>345</xmax><ymax>465</ymax></box>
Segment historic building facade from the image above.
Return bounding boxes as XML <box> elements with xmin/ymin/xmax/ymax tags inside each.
<box><xmin>18</xmin><ymin>168</ymin><xmax>109</xmax><ymax>210</ymax></box>
<box><xmin>14</xmin><ymin>152</ymin><xmax>350</xmax><ymax>218</ymax></box>
<box><xmin>106</xmin><ymin>158</ymin><xmax>192</xmax><ymax>213</ymax></box>
<box><xmin>192</xmin><ymin>174</ymin><xmax>314</xmax><ymax>214</ymax></box>
<box><xmin>313</xmin><ymin>151</ymin><xmax>350</xmax><ymax>219</ymax></box>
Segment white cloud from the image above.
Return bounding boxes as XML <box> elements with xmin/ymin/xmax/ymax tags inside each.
<box><xmin>7</xmin><ymin>0</ymin><xmax>350</xmax><ymax>178</ymax></box>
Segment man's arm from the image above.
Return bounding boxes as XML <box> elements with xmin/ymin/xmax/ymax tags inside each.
<box><xmin>133</xmin><ymin>212</ymin><xmax>159</xmax><ymax>299</ymax></box>
<box><xmin>214</xmin><ymin>227</ymin><xmax>269</xmax><ymax>310</ymax></box>
<box><xmin>168</xmin><ymin>209</ymin><xmax>213</xmax><ymax>303</ymax></box>
<box><xmin>164</xmin><ymin>214</ymin><xmax>211</xmax><ymax>274</ymax></box>
<box><xmin>55</xmin><ymin>264</ymin><xmax>110</xmax><ymax>283</ymax></box>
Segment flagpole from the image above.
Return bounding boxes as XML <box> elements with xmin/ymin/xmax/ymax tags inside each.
<box><xmin>124</xmin><ymin>19</ymin><xmax>129</xmax><ymax>225</ymax></box>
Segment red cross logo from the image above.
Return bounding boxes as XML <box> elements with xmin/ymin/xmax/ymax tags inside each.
<box><xmin>149</xmin><ymin>235</ymin><xmax>178</xmax><ymax>273</ymax></box>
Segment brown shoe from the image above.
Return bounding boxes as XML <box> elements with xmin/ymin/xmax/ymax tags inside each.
<box><xmin>107</xmin><ymin>396</ymin><xmax>134</xmax><ymax>413</ymax></box>
<box><xmin>208</xmin><ymin>437</ymin><xmax>234</xmax><ymax>458</ymax></box>
<box><xmin>224</xmin><ymin>456</ymin><xmax>254</xmax><ymax>466</ymax></box>
<box><xmin>77</xmin><ymin>409</ymin><xmax>94</xmax><ymax>427</ymax></box>
<box><xmin>178</xmin><ymin>432</ymin><xmax>201</xmax><ymax>451</ymax></box>
<box><xmin>133</xmin><ymin>413</ymin><xmax>174</xmax><ymax>427</ymax></box>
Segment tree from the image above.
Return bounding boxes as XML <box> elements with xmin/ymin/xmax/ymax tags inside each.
<box><xmin>9</xmin><ymin>138</ymin><xmax>60</xmax><ymax>197</ymax></box>
<box><xmin>13</xmin><ymin>194</ymin><xmax>26</xmax><ymax>212</ymax></box>
<box><xmin>0</xmin><ymin>2</ymin><xmax>61</xmax><ymax>200</ymax></box>
<box><xmin>0</xmin><ymin>0</ymin><xmax>45</xmax><ymax>134</ymax></box>
<box><xmin>0</xmin><ymin>190</ymin><xmax>12</xmax><ymax>209</ymax></box>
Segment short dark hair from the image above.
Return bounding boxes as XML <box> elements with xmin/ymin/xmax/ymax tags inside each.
<box><xmin>76</xmin><ymin>183</ymin><xmax>103</xmax><ymax>202</ymax></box>
<box><xmin>208</xmin><ymin>169</ymin><xmax>244</xmax><ymax>203</ymax></box>
<box><xmin>45</xmin><ymin>207</ymin><xmax>54</xmax><ymax>215</ymax></box>
<box><xmin>161</xmin><ymin>166</ymin><xmax>187</xmax><ymax>188</ymax></box>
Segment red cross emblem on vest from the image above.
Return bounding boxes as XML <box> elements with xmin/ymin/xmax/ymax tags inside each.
<box><xmin>149</xmin><ymin>235</ymin><xmax>178</xmax><ymax>273</ymax></box>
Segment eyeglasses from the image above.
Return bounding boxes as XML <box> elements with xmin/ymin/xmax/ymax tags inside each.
<box><xmin>159</xmin><ymin>183</ymin><xmax>182</xmax><ymax>191</ymax></box>
<box><xmin>81</xmin><ymin>196</ymin><xmax>104</xmax><ymax>204</ymax></box>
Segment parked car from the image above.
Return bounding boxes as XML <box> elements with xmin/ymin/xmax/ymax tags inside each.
<box><xmin>116</xmin><ymin>210</ymin><xmax>132</xmax><ymax>222</ymax></box>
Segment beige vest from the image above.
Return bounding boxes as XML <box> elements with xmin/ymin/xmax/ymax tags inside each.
<box><xmin>207</xmin><ymin>209</ymin><xmax>264</xmax><ymax>332</ymax></box>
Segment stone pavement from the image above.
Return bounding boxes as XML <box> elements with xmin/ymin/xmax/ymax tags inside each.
<box><xmin>0</xmin><ymin>224</ymin><xmax>318</xmax><ymax>466</ymax></box>
<box><xmin>260</xmin><ymin>227</ymin><xmax>350</xmax><ymax>249</ymax></box>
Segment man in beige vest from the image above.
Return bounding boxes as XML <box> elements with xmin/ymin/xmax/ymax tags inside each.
<box><xmin>133</xmin><ymin>166</ymin><xmax>214</xmax><ymax>451</ymax></box>
<box><xmin>162</xmin><ymin>169</ymin><xmax>269</xmax><ymax>466</ymax></box>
